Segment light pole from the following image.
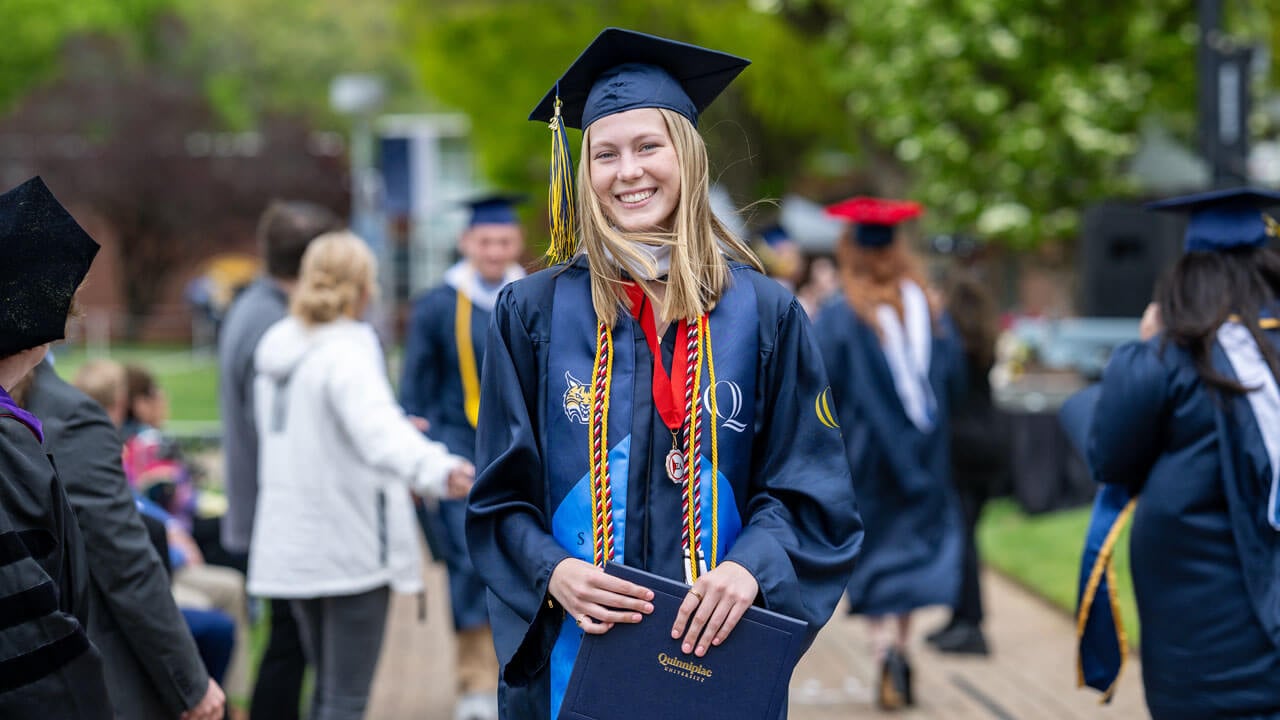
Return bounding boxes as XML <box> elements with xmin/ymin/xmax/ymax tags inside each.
<box><xmin>330</xmin><ymin>73</ymin><xmax>390</xmax><ymax>329</ymax></box>
<box><xmin>1197</xmin><ymin>0</ymin><xmax>1253</xmax><ymax>187</ymax></box>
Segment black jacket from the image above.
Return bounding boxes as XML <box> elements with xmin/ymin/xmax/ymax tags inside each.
<box><xmin>0</xmin><ymin>394</ymin><xmax>111</xmax><ymax>719</ymax></box>
<box><xmin>25</xmin><ymin>362</ymin><xmax>208</xmax><ymax>718</ymax></box>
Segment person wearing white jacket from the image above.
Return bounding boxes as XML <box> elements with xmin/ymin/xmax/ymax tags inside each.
<box><xmin>247</xmin><ymin>231</ymin><xmax>473</xmax><ymax>720</ymax></box>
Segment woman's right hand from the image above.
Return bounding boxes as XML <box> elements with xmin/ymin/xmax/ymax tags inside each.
<box><xmin>548</xmin><ymin>558</ymin><xmax>654</xmax><ymax>635</ymax></box>
<box><xmin>446</xmin><ymin>462</ymin><xmax>475</xmax><ymax>498</ymax></box>
<box><xmin>1139</xmin><ymin>301</ymin><xmax>1162</xmax><ymax>341</ymax></box>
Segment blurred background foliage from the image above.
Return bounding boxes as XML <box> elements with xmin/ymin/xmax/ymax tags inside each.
<box><xmin>0</xmin><ymin>0</ymin><xmax>1273</xmax><ymax>248</ymax></box>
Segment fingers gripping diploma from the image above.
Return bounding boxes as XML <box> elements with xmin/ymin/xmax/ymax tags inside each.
<box><xmin>549</xmin><ymin>559</ymin><xmax>655</xmax><ymax>635</ymax></box>
<box><xmin>672</xmin><ymin>561</ymin><xmax>759</xmax><ymax>658</ymax></box>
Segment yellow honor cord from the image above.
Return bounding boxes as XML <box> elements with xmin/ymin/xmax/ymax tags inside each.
<box><xmin>546</xmin><ymin>97</ymin><xmax>577</xmax><ymax>266</ymax></box>
<box><xmin>455</xmin><ymin>293</ymin><xmax>481</xmax><ymax>428</ymax></box>
<box><xmin>1075</xmin><ymin>497</ymin><xmax>1136</xmax><ymax>702</ymax></box>
<box><xmin>703</xmin><ymin>316</ymin><xmax>720</xmax><ymax>571</ymax></box>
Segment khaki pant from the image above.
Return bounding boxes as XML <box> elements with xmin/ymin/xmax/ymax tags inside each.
<box><xmin>456</xmin><ymin>625</ymin><xmax>499</xmax><ymax>693</ymax></box>
<box><xmin>173</xmin><ymin>564</ymin><xmax>251</xmax><ymax>700</ymax></box>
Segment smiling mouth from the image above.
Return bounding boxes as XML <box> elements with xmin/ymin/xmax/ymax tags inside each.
<box><xmin>616</xmin><ymin>189</ymin><xmax>656</xmax><ymax>207</ymax></box>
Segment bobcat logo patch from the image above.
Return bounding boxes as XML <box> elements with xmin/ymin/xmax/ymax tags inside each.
<box><xmin>562</xmin><ymin>371</ymin><xmax>591</xmax><ymax>424</ymax></box>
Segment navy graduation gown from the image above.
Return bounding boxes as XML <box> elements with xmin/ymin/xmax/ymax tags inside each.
<box><xmin>466</xmin><ymin>258</ymin><xmax>864</xmax><ymax>720</ymax></box>
<box><xmin>1090</xmin><ymin>337</ymin><xmax>1280</xmax><ymax>718</ymax></box>
<box><xmin>401</xmin><ymin>284</ymin><xmax>491</xmax><ymax>631</ymax></box>
<box><xmin>814</xmin><ymin>297</ymin><xmax>964</xmax><ymax>615</ymax></box>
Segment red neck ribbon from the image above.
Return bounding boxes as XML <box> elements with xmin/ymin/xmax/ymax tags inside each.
<box><xmin>624</xmin><ymin>282</ymin><xmax>690</xmax><ymax>434</ymax></box>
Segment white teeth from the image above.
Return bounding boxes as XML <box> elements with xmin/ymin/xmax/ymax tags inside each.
<box><xmin>619</xmin><ymin>190</ymin><xmax>655</xmax><ymax>203</ymax></box>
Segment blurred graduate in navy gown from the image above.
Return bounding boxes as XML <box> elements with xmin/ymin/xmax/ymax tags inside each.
<box><xmin>465</xmin><ymin>28</ymin><xmax>863</xmax><ymax>720</ymax></box>
<box><xmin>1080</xmin><ymin>188</ymin><xmax>1280</xmax><ymax>718</ymax></box>
<box><xmin>815</xmin><ymin>197</ymin><xmax>964</xmax><ymax>711</ymax></box>
<box><xmin>400</xmin><ymin>193</ymin><xmax>526</xmax><ymax>720</ymax></box>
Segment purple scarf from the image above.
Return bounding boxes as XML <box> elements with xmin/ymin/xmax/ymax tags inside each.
<box><xmin>0</xmin><ymin>385</ymin><xmax>43</xmax><ymax>443</ymax></box>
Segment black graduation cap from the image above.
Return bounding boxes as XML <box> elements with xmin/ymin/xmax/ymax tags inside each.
<box><xmin>462</xmin><ymin>193</ymin><xmax>525</xmax><ymax>227</ymax></box>
<box><xmin>528</xmin><ymin>27</ymin><xmax>751</xmax><ymax>131</ymax></box>
<box><xmin>1146</xmin><ymin>187</ymin><xmax>1280</xmax><ymax>252</ymax></box>
<box><xmin>760</xmin><ymin>224</ymin><xmax>791</xmax><ymax>248</ymax></box>
<box><xmin>0</xmin><ymin>177</ymin><xmax>99</xmax><ymax>357</ymax></box>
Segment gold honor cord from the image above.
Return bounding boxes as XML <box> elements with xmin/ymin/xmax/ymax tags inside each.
<box><xmin>455</xmin><ymin>293</ymin><xmax>482</xmax><ymax>429</ymax></box>
<box><xmin>1227</xmin><ymin>315</ymin><xmax>1280</xmax><ymax>330</ymax></box>
<box><xmin>588</xmin><ymin>321</ymin><xmax>617</xmax><ymax>566</ymax></box>
<box><xmin>701</xmin><ymin>316</ymin><xmax>721</xmax><ymax>571</ymax></box>
<box><xmin>1075</xmin><ymin>497</ymin><xmax>1137</xmax><ymax>703</ymax></box>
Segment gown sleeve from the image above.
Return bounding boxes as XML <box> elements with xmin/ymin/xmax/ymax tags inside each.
<box><xmin>724</xmin><ymin>298</ymin><xmax>864</xmax><ymax>639</ymax></box>
<box><xmin>466</xmin><ymin>287</ymin><xmax>572</xmax><ymax>682</ymax></box>
<box><xmin>1088</xmin><ymin>340</ymin><xmax>1171</xmax><ymax>495</ymax></box>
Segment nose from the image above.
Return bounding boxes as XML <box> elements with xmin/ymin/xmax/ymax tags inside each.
<box><xmin>617</xmin><ymin>153</ymin><xmax>644</xmax><ymax>182</ymax></box>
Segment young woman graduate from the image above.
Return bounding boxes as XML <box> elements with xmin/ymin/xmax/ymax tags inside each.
<box><xmin>465</xmin><ymin>28</ymin><xmax>865</xmax><ymax>720</ymax></box>
<box><xmin>815</xmin><ymin>197</ymin><xmax>965</xmax><ymax>710</ymax></box>
<box><xmin>400</xmin><ymin>193</ymin><xmax>527</xmax><ymax>720</ymax></box>
<box><xmin>1076</xmin><ymin>188</ymin><xmax>1280</xmax><ymax>717</ymax></box>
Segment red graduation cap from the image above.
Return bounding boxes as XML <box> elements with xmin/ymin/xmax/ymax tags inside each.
<box><xmin>825</xmin><ymin>196</ymin><xmax>923</xmax><ymax>247</ymax></box>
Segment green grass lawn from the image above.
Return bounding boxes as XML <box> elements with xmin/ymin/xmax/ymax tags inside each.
<box><xmin>978</xmin><ymin>497</ymin><xmax>1139</xmax><ymax>647</ymax></box>
<box><xmin>51</xmin><ymin>344</ymin><xmax>220</xmax><ymax>425</ymax></box>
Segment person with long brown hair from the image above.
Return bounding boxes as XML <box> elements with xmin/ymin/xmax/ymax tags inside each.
<box><xmin>465</xmin><ymin>29</ymin><xmax>863</xmax><ymax>720</ymax></box>
<box><xmin>815</xmin><ymin>197</ymin><xmax>965</xmax><ymax>710</ymax></box>
<box><xmin>1077</xmin><ymin>188</ymin><xmax>1280</xmax><ymax>716</ymax></box>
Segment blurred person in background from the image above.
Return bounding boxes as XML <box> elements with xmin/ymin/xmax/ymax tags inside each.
<box><xmin>73</xmin><ymin>359</ymin><xmax>129</xmax><ymax>427</ymax></box>
<box><xmin>0</xmin><ymin>176</ymin><xmax>112</xmax><ymax>718</ymax></box>
<box><xmin>1079</xmin><ymin>189</ymin><xmax>1280</xmax><ymax>716</ymax></box>
<box><xmin>73</xmin><ymin>358</ymin><xmax>244</xmax><ymax>717</ymax></box>
<box><xmin>14</xmin><ymin>355</ymin><xmax>230</xmax><ymax>720</ymax></box>
<box><xmin>119</xmin><ymin>362</ymin><xmax>253</xmax><ymax>706</ymax></box>
<box><xmin>249</xmin><ymin>231</ymin><xmax>474</xmax><ymax>720</ymax></box>
<box><xmin>924</xmin><ymin>268</ymin><xmax>1010</xmax><ymax>656</ymax></box>
<box><xmin>817</xmin><ymin>197</ymin><xmax>965</xmax><ymax>711</ymax></box>
<box><xmin>752</xmin><ymin>223</ymin><xmax>803</xmax><ymax>292</ymax></box>
<box><xmin>400</xmin><ymin>193</ymin><xmax>526</xmax><ymax>720</ymax></box>
<box><xmin>795</xmin><ymin>251</ymin><xmax>840</xmax><ymax>318</ymax></box>
<box><xmin>218</xmin><ymin>199</ymin><xmax>341</xmax><ymax>719</ymax></box>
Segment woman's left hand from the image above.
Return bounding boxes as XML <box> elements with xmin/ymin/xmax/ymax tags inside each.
<box><xmin>671</xmin><ymin>561</ymin><xmax>759</xmax><ymax>657</ymax></box>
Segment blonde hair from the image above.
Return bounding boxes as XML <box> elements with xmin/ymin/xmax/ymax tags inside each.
<box><xmin>577</xmin><ymin>108</ymin><xmax>763</xmax><ymax>327</ymax></box>
<box><xmin>290</xmin><ymin>231</ymin><xmax>378</xmax><ymax>326</ymax></box>
<box><xmin>72</xmin><ymin>359</ymin><xmax>126</xmax><ymax>412</ymax></box>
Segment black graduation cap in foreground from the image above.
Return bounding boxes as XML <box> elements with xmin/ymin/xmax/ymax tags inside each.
<box><xmin>0</xmin><ymin>177</ymin><xmax>99</xmax><ymax>357</ymax></box>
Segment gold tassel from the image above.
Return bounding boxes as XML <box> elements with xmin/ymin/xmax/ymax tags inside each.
<box><xmin>546</xmin><ymin>96</ymin><xmax>577</xmax><ymax>265</ymax></box>
<box><xmin>1265</xmin><ymin>213</ymin><xmax>1279</xmax><ymax>238</ymax></box>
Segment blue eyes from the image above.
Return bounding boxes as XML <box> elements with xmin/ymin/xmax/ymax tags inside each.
<box><xmin>593</xmin><ymin>143</ymin><xmax>661</xmax><ymax>162</ymax></box>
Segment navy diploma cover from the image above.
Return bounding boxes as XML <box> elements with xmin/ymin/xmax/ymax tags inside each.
<box><xmin>557</xmin><ymin>563</ymin><xmax>806</xmax><ymax>720</ymax></box>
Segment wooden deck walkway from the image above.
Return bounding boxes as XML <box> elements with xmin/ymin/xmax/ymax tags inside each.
<box><xmin>364</xmin><ymin>562</ymin><xmax>1146</xmax><ymax>720</ymax></box>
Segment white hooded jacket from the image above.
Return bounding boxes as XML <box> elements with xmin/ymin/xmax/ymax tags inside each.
<box><xmin>246</xmin><ymin>316</ymin><xmax>461</xmax><ymax>598</ymax></box>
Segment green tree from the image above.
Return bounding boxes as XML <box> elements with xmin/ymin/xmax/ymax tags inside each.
<box><xmin>0</xmin><ymin>0</ymin><xmax>170</xmax><ymax>111</ymax></box>
<box><xmin>791</xmin><ymin>0</ymin><xmax>1199</xmax><ymax>246</ymax></box>
<box><xmin>400</xmin><ymin>0</ymin><xmax>848</xmax><ymax>229</ymax></box>
<box><xmin>172</xmin><ymin>0</ymin><xmax>419</xmax><ymax>128</ymax></box>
